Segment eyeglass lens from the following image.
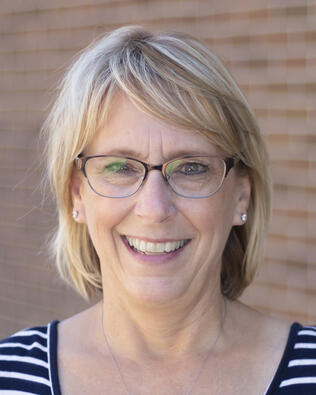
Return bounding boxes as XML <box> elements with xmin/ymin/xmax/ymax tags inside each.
<box><xmin>84</xmin><ymin>156</ymin><xmax>227</xmax><ymax>198</ymax></box>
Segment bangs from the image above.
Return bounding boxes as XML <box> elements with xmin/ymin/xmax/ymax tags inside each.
<box><xmin>93</xmin><ymin>30</ymin><xmax>247</xmax><ymax>157</ymax></box>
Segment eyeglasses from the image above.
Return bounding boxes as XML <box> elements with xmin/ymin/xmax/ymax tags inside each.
<box><xmin>75</xmin><ymin>155</ymin><xmax>235</xmax><ymax>199</ymax></box>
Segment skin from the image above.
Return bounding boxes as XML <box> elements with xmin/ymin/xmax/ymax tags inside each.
<box><xmin>58</xmin><ymin>94</ymin><xmax>290</xmax><ymax>394</ymax></box>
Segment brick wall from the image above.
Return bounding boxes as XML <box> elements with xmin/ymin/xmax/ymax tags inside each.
<box><xmin>0</xmin><ymin>0</ymin><xmax>315</xmax><ymax>338</ymax></box>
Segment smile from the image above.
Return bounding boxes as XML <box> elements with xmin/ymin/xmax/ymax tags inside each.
<box><xmin>124</xmin><ymin>236</ymin><xmax>189</xmax><ymax>255</ymax></box>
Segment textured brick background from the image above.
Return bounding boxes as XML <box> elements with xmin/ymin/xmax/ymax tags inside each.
<box><xmin>0</xmin><ymin>0</ymin><xmax>315</xmax><ymax>338</ymax></box>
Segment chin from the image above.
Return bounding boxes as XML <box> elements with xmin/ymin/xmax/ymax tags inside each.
<box><xmin>126</xmin><ymin>277</ymin><xmax>186</xmax><ymax>306</ymax></box>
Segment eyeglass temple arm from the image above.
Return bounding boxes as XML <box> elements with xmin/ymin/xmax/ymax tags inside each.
<box><xmin>74</xmin><ymin>157</ymin><xmax>83</xmax><ymax>170</ymax></box>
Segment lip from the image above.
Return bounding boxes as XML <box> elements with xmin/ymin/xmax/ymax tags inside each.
<box><xmin>121</xmin><ymin>235</ymin><xmax>191</xmax><ymax>264</ymax></box>
<box><xmin>124</xmin><ymin>235</ymin><xmax>187</xmax><ymax>243</ymax></box>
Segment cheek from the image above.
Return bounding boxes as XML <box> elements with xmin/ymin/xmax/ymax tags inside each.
<box><xmin>188</xmin><ymin>196</ymin><xmax>234</xmax><ymax>234</ymax></box>
<box><xmin>186</xmin><ymin>193</ymin><xmax>236</xmax><ymax>260</ymax></box>
<box><xmin>82</xmin><ymin>193</ymin><xmax>130</xmax><ymax>257</ymax></box>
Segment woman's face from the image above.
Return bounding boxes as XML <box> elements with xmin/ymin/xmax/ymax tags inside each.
<box><xmin>72</xmin><ymin>95</ymin><xmax>250</xmax><ymax>305</ymax></box>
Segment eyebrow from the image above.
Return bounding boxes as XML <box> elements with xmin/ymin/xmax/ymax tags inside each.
<box><xmin>93</xmin><ymin>148</ymin><xmax>217</xmax><ymax>161</ymax></box>
<box><xmin>105</xmin><ymin>149</ymin><xmax>148</xmax><ymax>159</ymax></box>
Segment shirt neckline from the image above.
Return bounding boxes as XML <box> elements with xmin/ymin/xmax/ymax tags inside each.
<box><xmin>49</xmin><ymin>320</ymin><xmax>62</xmax><ymax>395</ymax></box>
<box><xmin>49</xmin><ymin>319</ymin><xmax>299</xmax><ymax>395</ymax></box>
<box><xmin>263</xmin><ymin>321</ymin><xmax>302</xmax><ymax>394</ymax></box>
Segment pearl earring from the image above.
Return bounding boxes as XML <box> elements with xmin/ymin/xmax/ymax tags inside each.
<box><xmin>241</xmin><ymin>213</ymin><xmax>247</xmax><ymax>223</ymax></box>
<box><xmin>72</xmin><ymin>209</ymin><xmax>79</xmax><ymax>219</ymax></box>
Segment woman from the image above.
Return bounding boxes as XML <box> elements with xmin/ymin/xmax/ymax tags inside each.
<box><xmin>0</xmin><ymin>26</ymin><xmax>315</xmax><ymax>395</ymax></box>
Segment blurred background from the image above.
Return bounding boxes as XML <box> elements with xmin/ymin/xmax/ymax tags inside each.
<box><xmin>0</xmin><ymin>0</ymin><xmax>315</xmax><ymax>338</ymax></box>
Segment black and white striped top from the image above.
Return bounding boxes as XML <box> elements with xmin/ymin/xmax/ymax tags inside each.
<box><xmin>0</xmin><ymin>321</ymin><xmax>315</xmax><ymax>394</ymax></box>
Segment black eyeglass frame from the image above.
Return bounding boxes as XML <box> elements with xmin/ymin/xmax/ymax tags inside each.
<box><xmin>75</xmin><ymin>155</ymin><xmax>235</xmax><ymax>199</ymax></box>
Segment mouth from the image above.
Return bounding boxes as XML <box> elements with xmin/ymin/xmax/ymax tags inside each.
<box><xmin>122</xmin><ymin>236</ymin><xmax>190</xmax><ymax>256</ymax></box>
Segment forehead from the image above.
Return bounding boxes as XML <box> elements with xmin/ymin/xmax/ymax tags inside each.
<box><xmin>86</xmin><ymin>95</ymin><xmax>219</xmax><ymax>160</ymax></box>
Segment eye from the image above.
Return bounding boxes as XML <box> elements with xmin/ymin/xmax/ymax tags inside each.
<box><xmin>179</xmin><ymin>162</ymin><xmax>208</xmax><ymax>175</ymax></box>
<box><xmin>104</xmin><ymin>161</ymin><xmax>129</xmax><ymax>173</ymax></box>
<box><xmin>100</xmin><ymin>159</ymin><xmax>144</xmax><ymax>177</ymax></box>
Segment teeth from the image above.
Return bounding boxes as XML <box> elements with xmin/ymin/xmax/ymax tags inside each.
<box><xmin>125</xmin><ymin>237</ymin><xmax>186</xmax><ymax>255</ymax></box>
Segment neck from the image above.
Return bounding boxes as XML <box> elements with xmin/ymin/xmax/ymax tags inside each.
<box><xmin>100</xmin><ymin>280</ymin><xmax>226</xmax><ymax>361</ymax></box>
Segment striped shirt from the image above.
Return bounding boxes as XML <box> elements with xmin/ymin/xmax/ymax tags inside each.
<box><xmin>0</xmin><ymin>321</ymin><xmax>315</xmax><ymax>394</ymax></box>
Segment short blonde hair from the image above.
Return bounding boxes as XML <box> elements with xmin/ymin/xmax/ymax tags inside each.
<box><xmin>43</xmin><ymin>25</ymin><xmax>271</xmax><ymax>300</ymax></box>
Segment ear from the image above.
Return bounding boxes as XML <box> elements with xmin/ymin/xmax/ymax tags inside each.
<box><xmin>232</xmin><ymin>174</ymin><xmax>251</xmax><ymax>226</ymax></box>
<box><xmin>71</xmin><ymin>170</ymin><xmax>87</xmax><ymax>224</ymax></box>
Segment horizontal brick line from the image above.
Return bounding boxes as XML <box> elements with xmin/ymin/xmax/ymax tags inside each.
<box><xmin>0</xmin><ymin>68</ymin><xmax>57</xmax><ymax>76</ymax></box>
<box><xmin>251</xmin><ymin>304</ymin><xmax>312</xmax><ymax>322</ymax></box>
<box><xmin>0</xmin><ymin>24</ymin><xmax>315</xmax><ymax>55</ymax></box>
<box><xmin>271</xmin><ymin>159</ymin><xmax>316</xmax><ymax>167</ymax></box>
<box><xmin>0</xmin><ymin>109</ymin><xmax>44</xmax><ymax>113</ymax></box>
<box><xmin>0</xmin><ymin>294</ymin><xmax>66</xmax><ymax>316</ymax></box>
<box><xmin>0</xmin><ymin>313</ymin><xmax>35</xmax><ymax>329</ymax></box>
<box><xmin>1</xmin><ymin>215</ymin><xmax>52</xmax><ymax>227</ymax></box>
<box><xmin>0</xmin><ymin>46</ymin><xmax>80</xmax><ymax>56</ymax></box>
<box><xmin>0</xmin><ymin>33</ymin><xmax>311</xmax><ymax>58</ymax></box>
<box><xmin>0</xmin><ymin>88</ymin><xmax>49</xmax><ymax>94</ymax></box>
<box><xmin>0</xmin><ymin>2</ymin><xmax>312</xmax><ymax>23</ymax></box>
<box><xmin>240</xmin><ymin>83</ymin><xmax>316</xmax><ymax>92</ymax></box>
<box><xmin>266</xmin><ymin>134</ymin><xmax>316</xmax><ymax>143</ymax></box>
<box><xmin>267</xmin><ymin>232</ymin><xmax>316</xmax><ymax>245</ymax></box>
<box><xmin>0</xmin><ymin>177</ymin><xmax>42</xmax><ymax>185</ymax></box>
<box><xmin>0</xmin><ymin>146</ymin><xmax>38</xmax><ymax>152</ymax></box>
<box><xmin>0</xmin><ymin>240</ymin><xmax>41</xmax><ymax>251</ymax></box>
<box><xmin>0</xmin><ymin>258</ymin><xmax>54</xmax><ymax>273</ymax></box>
<box><xmin>0</xmin><ymin>202</ymin><xmax>40</xmax><ymax>210</ymax></box>
<box><xmin>2</xmin><ymin>81</ymin><xmax>316</xmax><ymax>96</ymax></box>
<box><xmin>264</xmin><ymin>257</ymin><xmax>316</xmax><ymax>270</ymax></box>
<box><xmin>0</xmin><ymin>145</ymin><xmax>40</xmax><ymax>154</ymax></box>
<box><xmin>273</xmin><ymin>208</ymin><xmax>316</xmax><ymax>219</ymax></box>
<box><xmin>0</xmin><ymin>164</ymin><xmax>42</xmax><ymax>171</ymax></box>
<box><xmin>255</xmin><ymin>108</ymin><xmax>316</xmax><ymax>117</ymax></box>
<box><xmin>0</xmin><ymin>202</ymin><xmax>52</xmax><ymax>213</ymax></box>
<box><xmin>0</xmin><ymin>16</ymin><xmax>313</xmax><ymax>43</ymax></box>
<box><xmin>0</xmin><ymin>221</ymin><xmax>52</xmax><ymax>232</ymax></box>
<box><xmin>0</xmin><ymin>0</ymin><xmax>134</xmax><ymax>17</ymax></box>
<box><xmin>0</xmin><ymin>127</ymin><xmax>42</xmax><ymax>134</ymax></box>
<box><xmin>0</xmin><ymin>184</ymin><xmax>42</xmax><ymax>191</ymax></box>
<box><xmin>255</xmin><ymin>280</ymin><xmax>316</xmax><ymax>297</ymax></box>
<box><xmin>0</xmin><ymin>218</ymin><xmax>50</xmax><ymax>230</ymax></box>
<box><xmin>270</xmin><ymin>5</ymin><xmax>311</xmax><ymax>17</ymax></box>
<box><xmin>0</xmin><ymin>177</ymin><xmax>42</xmax><ymax>186</ymax></box>
<box><xmin>0</xmin><ymin>277</ymin><xmax>63</xmax><ymax>294</ymax></box>
<box><xmin>226</xmin><ymin>58</ymin><xmax>316</xmax><ymax>68</ymax></box>
<box><xmin>0</xmin><ymin>128</ymin><xmax>41</xmax><ymax>133</ymax></box>
<box><xmin>206</xmin><ymin>31</ymin><xmax>315</xmax><ymax>45</ymax></box>
<box><xmin>0</xmin><ymin>136</ymin><xmax>40</xmax><ymax>142</ymax></box>
<box><xmin>273</xmin><ymin>183</ymin><xmax>316</xmax><ymax>194</ymax></box>
<box><xmin>0</xmin><ymin>21</ymin><xmax>110</xmax><ymax>39</ymax></box>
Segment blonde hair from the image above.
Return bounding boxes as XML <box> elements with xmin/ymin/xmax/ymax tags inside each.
<box><xmin>43</xmin><ymin>25</ymin><xmax>271</xmax><ymax>300</ymax></box>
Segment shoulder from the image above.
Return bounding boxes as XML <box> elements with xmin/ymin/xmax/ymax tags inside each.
<box><xmin>0</xmin><ymin>321</ymin><xmax>59</xmax><ymax>393</ymax></box>
<box><xmin>227</xmin><ymin>300</ymin><xmax>291</xmax><ymax>350</ymax></box>
<box><xmin>283</xmin><ymin>323</ymin><xmax>316</xmax><ymax>370</ymax></box>
<box><xmin>289</xmin><ymin>322</ymin><xmax>316</xmax><ymax>346</ymax></box>
<box><xmin>1</xmin><ymin>322</ymin><xmax>50</xmax><ymax>346</ymax></box>
<box><xmin>283</xmin><ymin>323</ymin><xmax>316</xmax><ymax>364</ymax></box>
<box><xmin>266</xmin><ymin>323</ymin><xmax>316</xmax><ymax>394</ymax></box>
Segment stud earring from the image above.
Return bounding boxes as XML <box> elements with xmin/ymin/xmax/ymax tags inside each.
<box><xmin>72</xmin><ymin>209</ymin><xmax>79</xmax><ymax>219</ymax></box>
<box><xmin>241</xmin><ymin>213</ymin><xmax>247</xmax><ymax>223</ymax></box>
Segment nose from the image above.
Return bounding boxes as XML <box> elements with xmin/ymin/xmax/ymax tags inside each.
<box><xmin>133</xmin><ymin>170</ymin><xmax>177</xmax><ymax>223</ymax></box>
